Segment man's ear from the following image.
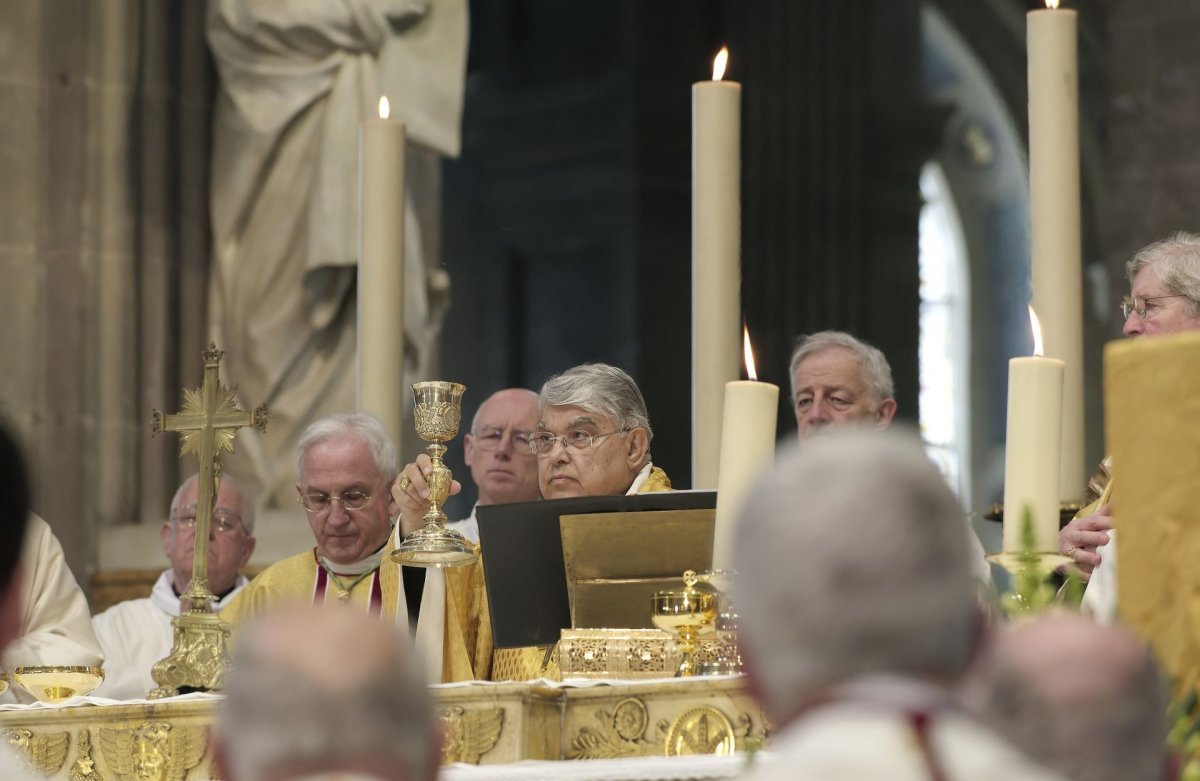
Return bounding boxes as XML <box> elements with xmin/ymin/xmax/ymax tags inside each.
<box><xmin>463</xmin><ymin>433</ymin><xmax>476</xmax><ymax>467</ymax></box>
<box><xmin>625</xmin><ymin>428</ymin><xmax>650</xmax><ymax>469</ymax></box>
<box><xmin>160</xmin><ymin>522</ymin><xmax>173</xmax><ymax>558</ymax></box>
<box><xmin>875</xmin><ymin>398</ymin><xmax>898</xmax><ymax>429</ymax></box>
<box><xmin>237</xmin><ymin>535</ymin><xmax>257</xmax><ymax>569</ymax></box>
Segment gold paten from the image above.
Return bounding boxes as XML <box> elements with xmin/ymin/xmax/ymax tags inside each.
<box><xmin>560</xmin><ymin>509</ymin><xmax>715</xmax><ymax>630</ymax></box>
<box><xmin>68</xmin><ymin>729</ymin><xmax>101</xmax><ymax>781</ymax></box>
<box><xmin>4</xmin><ymin>727</ymin><xmax>71</xmax><ymax>775</ymax></box>
<box><xmin>13</xmin><ymin>667</ymin><xmax>104</xmax><ymax>703</ymax></box>
<box><xmin>439</xmin><ymin>706</ymin><xmax>505</xmax><ymax>764</ymax></box>
<box><xmin>393</xmin><ymin>381</ymin><xmax>477</xmax><ymax>567</ymax></box>
<box><xmin>149</xmin><ymin>344</ymin><xmax>267</xmax><ymax>697</ymax></box>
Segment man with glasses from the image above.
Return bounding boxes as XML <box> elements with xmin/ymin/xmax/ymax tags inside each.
<box><xmin>1060</xmin><ymin>232</ymin><xmax>1200</xmax><ymax>618</ymax></box>
<box><xmin>451</xmin><ymin>388</ymin><xmax>542</xmax><ymax>543</ymax></box>
<box><xmin>93</xmin><ymin>474</ymin><xmax>256</xmax><ymax>699</ymax></box>
<box><xmin>223</xmin><ymin>412</ymin><xmax>490</xmax><ymax>684</ymax></box>
<box><xmin>394</xmin><ymin>362</ymin><xmax>670</xmax><ymax>680</ymax></box>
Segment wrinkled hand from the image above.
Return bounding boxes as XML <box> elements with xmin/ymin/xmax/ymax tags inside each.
<box><xmin>390</xmin><ymin>454</ymin><xmax>462</xmax><ymax>536</ymax></box>
<box><xmin>1058</xmin><ymin>503</ymin><xmax>1113</xmax><ymax>581</ymax></box>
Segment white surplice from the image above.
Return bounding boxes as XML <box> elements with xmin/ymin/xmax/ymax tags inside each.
<box><xmin>92</xmin><ymin>569</ymin><xmax>249</xmax><ymax>700</ymax></box>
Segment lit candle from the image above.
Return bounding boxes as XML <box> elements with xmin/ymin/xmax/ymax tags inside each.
<box><xmin>712</xmin><ymin>327</ymin><xmax>779</xmax><ymax>570</ymax></box>
<box><xmin>1003</xmin><ymin>307</ymin><xmax>1065</xmax><ymax>552</ymax></box>
<box><xmin>692</xmin><ymin>46</ymin><xmax>742</xmax><ymax>489</ymax></box>
<box><xmin>357</xmin><ymin>96</ymin><xmax>407</xmax><ymax>453</ymax></box>
<box><xmin>1028</xmin><ymin>0</ymin><xmax>1084</xmax><ymax>502</ymax></box>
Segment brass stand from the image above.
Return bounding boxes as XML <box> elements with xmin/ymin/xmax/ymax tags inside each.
<box><xmin>148</xmin><ymin>344</ymin><xmax>267</xmax><ymax>697</ymax></box>
<box><xmin>986</xmin><ymin>551</ymin><xmax>1073</xmax><ymax>617</ymax></box>
<box><xmin>393</xmin><ymin>381</ymin><xmax>477</xmax><ymax>568</ymax></box>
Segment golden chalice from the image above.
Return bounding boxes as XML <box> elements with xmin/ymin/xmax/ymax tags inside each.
<box><xmin>652</xmin><ymin>570</ymin><xmax>717</xmax><ymax>677</ymax></box>
<box><xmin>392</xmin><ymin>381</ymin><xmax>477</xmax><ymax>567</ymax></box>
<box><xmin>14</xmin><ymin>666</ymin><xmax>104</xmax><ymax>703</ymax></box>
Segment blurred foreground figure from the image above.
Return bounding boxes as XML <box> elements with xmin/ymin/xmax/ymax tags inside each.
<box><xmin>215</xmin><ymin>604</ymin><xmax>439</xmax><ymax>781</ymax></box>
<box><xmin>733</xmin><ymin>429</ymin><xmax>1065</xmax><ymax>780</ymax></box>
<box><xmin>962</xmin><ymin>613</ymin><xmax>1168</xmax><ymax>781</ymax></box>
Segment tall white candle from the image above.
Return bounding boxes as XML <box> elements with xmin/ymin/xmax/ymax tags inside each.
<box><xmin>692</xmin><ymin>47</ymin><xmax>742</xmax><ymax>489</ymax></box>
<box><xmin>1003</xmin><ymin>308</ymin><xmax>1065</xmax><ymax>552</ymax></box>
<box><xmin>712</xmin><ymin>329</ymin><xmax>778</xmax><ymax>570</ymax></box>
<box><xmin>1028</xmin><ymin>1</ymin><xmax>1084</xmax><ymax>502</ymax></box>
<box><xmin>358</xmin><ymin>96</ymin><xmax>407</xmax><ymax>453</ymax></box>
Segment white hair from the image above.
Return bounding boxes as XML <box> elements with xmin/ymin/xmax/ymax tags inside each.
<box><xmin>169</xmin><ymin>473</ymin><xmax>256</xmax><ymax>534</ymax></box>
<box><xmin>732</xmin><ymin>428</ymin><xmax>975</xmax><ymax>722</ymax></box>
<box><xmin>1126</xmin><ymin>231</ymin><xmax>1200</xmax><ymax>315</ymax></box>
<box><xmin>788</xmin><ymin>331</ymin><xmax>894</xmax><ymax>408</ymax></box>
<box><xmin>216</xmin><ymin>607</ymin><xmax>436</xmax><ymax>781</ymax></box>
<box><xmin>296</xmin><ymin>413</ymin><xmax>399</xmax><ymax>483</ymax></box>
<box><xmin>539</xmin><ymin>363</ymin><xmax>653</xmax><ymax>442</ymax></box>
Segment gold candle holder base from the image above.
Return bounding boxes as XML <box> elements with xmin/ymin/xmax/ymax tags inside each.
<box><xmin>392</xmin><ymin>381</ymin><xmax>478</xmax><ymax>568</ymax></box>
<box><xmin>651</xmin><ymin>571</ymin><xmax>717</xmax><ymax>677</ymax></box>
<box><xmin>986</xmin><ymin>551</ymin><xmax>1073</xmax><ymax>616</ymax></box>
<box><xmin>14</xmin><ymin>666</ymin><xmax>104</xmax><ymax>703</ymax></box>
<box><xmin>148</xmin><ymin>609</ymin><xmax>233</xmax><ymax>698</ymax></box>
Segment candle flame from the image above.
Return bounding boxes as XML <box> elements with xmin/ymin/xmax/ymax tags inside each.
<box><xmin>712</xmin><ymin>47</ymin><xmax>729</xmax><ymax>81</ymax></box>
<box><xmin>743</xmin><ymin>325</ymin><xmax>758</xmax><ymax>381</ymax></box>
<box><xmin>378</xmin><ymin>96</ymin><xmax>390</xmax><ymax>119</ymax></box>
<box><xmin>1045</xmin><ymin>0</ymin><xmax>1060</xmax><ymax>8</ymax></box>
<box><xmin>1029</xmin><ymin>305</ymin><xmax>1045</xmax><ymax>357</ymax></box>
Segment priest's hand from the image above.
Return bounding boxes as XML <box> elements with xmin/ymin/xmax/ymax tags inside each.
<box><xmin>391</xmin><ymin>454</ymin><xmax>462</xmax><ymax>535</ymax></box>
<box><xmin>1058</xmin><ymin>503</ymin><xmax>1112</xmax><ymax>581</ymax></box>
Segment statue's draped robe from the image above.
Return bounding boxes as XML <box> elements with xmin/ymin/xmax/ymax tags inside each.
<box><xmin>205</xmin><ymin>0</ymin><xmax>468</xmax><ymax>506</ymax></box>
<box><xmin>92</xmin><ymin>570</ymin><xmax>249</xmax><ymax>700</ymax></box>
<box><xmin>489</xmin><ymin>464</ymin><xmax>673</xmax><ymax>682</ymax></box>
<box><xmin>3</xmin><ymin>516</ymin><xmax>105</xmax><ymax>704</ymax></box>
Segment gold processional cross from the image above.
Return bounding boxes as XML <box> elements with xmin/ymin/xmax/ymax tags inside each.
<box><xmin>147</xmin><ymin>343</ymin><xmax>266</xmax><ymax>697</ymax></box>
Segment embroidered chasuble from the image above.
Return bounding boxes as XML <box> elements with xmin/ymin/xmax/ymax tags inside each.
<box><xmin>221</xmin><ymin>532</ymin><xmax>491</xmax><ymax>683</ymax></box>
<box><xmin>489</xmin><ymin>464</ymin><xmax>672</xmax><ymax>681</ymax></box>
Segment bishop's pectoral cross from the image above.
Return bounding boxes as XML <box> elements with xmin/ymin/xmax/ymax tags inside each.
<box><xmin>152</xmin><ymin>343</ymin><xmax>267</xmax><ymax>614</ymax></box>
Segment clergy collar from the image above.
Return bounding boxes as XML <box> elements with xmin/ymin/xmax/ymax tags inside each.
<box><xmin>318</xmin><ymin>541</ymin><xmax>387</xmax><ymax>576</ymax></box>
<box><xmin>625</xmin><ymin>461</ymin><xmax>654</xmax><ymax>495</ymax></box>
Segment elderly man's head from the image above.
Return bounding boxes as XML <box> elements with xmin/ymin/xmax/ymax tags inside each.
<box><xmin>215</xmin><ymin>604</ymin><xmax>438</xmax><ymax>781</ymax></box>
<box><xmin>732</xmin><ymin>429</ymin><xmax>976</xmax><ymax>725</ymax></box>
<box><xmin>463</xmin><ymin>388</ymin><xmax>541</xmax><ymax>505</ymax></box>
<box><xmin>295</xmin><ymin>413</ymin><xmax>399</xmax><ymax>566</ymax></box>
<box><xmin>1123</xmin><ymin>231</ymin><xmax>1200</xmax><ymax>337</ymax></box>
<box><xmin>163</xmin><ymin>475</ymin><xmax>256</xmax><ymax>597</ymax></box>
<box><xmin>962</xmin><ymin>613</ymin><xmax>1167</xmax><ymax>781</ymax></box>
<box><xmin>789</xmin><ymin>331</ymin><xmax>896</xmax><ymax>438</ymax></box>
<box><xmin>531</xmin><ymin>363</ymin><xmax>652</xmax><ymax>499</ymax></box>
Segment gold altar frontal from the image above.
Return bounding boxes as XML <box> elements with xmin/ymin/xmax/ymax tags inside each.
<box><xmin>0</xmin><ymin>677</ymin><xmax>766</xmax><ymax>778</ymax></box>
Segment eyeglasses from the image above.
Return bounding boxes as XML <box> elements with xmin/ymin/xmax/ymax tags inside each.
<box><xmin>528</xmin><ymin>429</ymin><xmax>629</xmax><ymax>456</ymax></box>
<box><xmin>1120</xmin><ymin>294</ymin><xmax>1190</xmax><ymax>320</ymax></box>
<box><xmin>298</xmin><ymin>489</ymin><xmax>373</xmax><ymax>513</ymax></box>
<box><xmin>471</xmin><ymin>425</ymin><xmax>534</xmax><ymax>453</ymax></box>
<box><xmin>170</xmin><ymin>506</ymin><xmax>244</xmax><ymax>535</ymax></box>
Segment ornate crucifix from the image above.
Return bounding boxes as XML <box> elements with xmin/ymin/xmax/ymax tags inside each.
<box><xmin>148</xmin><ymin>343</ymin><xmax>266</xmax><ymax>697</ymax></box>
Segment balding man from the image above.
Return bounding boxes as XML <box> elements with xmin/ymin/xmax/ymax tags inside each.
<box><xmin>451</xmin><ymin>388</ymin><xmax>541</xmax><ymax>543</ymax></box>
<box><xmin>214</xmin><ymin>604</ymin><xmax>439</xmax><ymax>781</ymax></box>
<box><xmin>734</xmin><ymin>430</ymin><xmax>1063</xmax><ymax>780</ymax></box>
<box><xmin>93</xmin><ymin>474</ymin><xmax>256</xmax><ymax>699</ymax></box>
<box><xmin>962</xmin><ymin>614</ymin><xmax>1168</xmax><ymax>781</ymax></box>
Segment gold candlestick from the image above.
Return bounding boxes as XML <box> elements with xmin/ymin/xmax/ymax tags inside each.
<box><xmin>392</xmin><ymin>381</ymin><xmax>478</xmax><ymax>567</ymax></box>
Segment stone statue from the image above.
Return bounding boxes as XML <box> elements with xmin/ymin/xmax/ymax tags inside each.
<box><xmin>206</xmin><ymin>0</ymin><xmax>467</xmax><ymax>506</ymax></box>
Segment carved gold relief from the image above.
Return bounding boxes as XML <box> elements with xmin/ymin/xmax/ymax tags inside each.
<box><xmin>663</xmin><ymin>706</ymin><xmax>736</xmax><ymax>756</ymax></box>
<box><xmin>439</xmin><ymin>706</ymin><xmax>504</xmax><ymax>765</ymax></box>
<box><xmin>5</xmin><ymin>728</ymin><xmax>71</xmax><ymax>775</ymax></box>
<box><xmin>566</xmin><ymin>697</ymin><xmax>652</xmax><ymax>759</ymax></box>
<box><xmin>99</xmin><ymin>722</ymin><xmax>207</xmax><ymax>781</ymax></box>
<box><xmin>69</xmin><ymin>729</ymin><xmax>103</xmax><ymax>781</ymax></box>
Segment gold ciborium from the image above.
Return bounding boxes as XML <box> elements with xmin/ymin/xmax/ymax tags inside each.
<box><xmin>652</xmin><ymin>570</ymin><xmax>717</xmax><ymax>677</ymax></box>
<box><xmin>392</xmin><ymin>381</ymin><xmax>478</xmax><ymax>567</ymax></box>
<box><xmin>14</xmin><ymin>666</ymin><xmax>104</xmax><ymax>703</ymax></box>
